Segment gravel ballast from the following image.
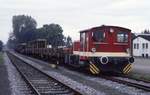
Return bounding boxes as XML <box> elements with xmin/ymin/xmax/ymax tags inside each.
<box><xmin>4</xmin><ymin>53</ymin><xmax>34</xmax><ymax>95</ymax></box>
<box><xmin>0</xmin><ymin>53</ymin><xmax>11</xmax><ymax>95</ymax></box>
<box><xmin>13</xmin><ymin>52</ymin><xmax>150</xmax><ymax>95</ymax></box>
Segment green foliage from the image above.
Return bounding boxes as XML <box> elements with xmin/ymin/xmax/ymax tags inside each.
<box><xmin>12</xmin><ymin>15</ymin><xmax>37</xmax><ymax>43</ymax></box>
<box><xmin>0</xmin><ymin>40</ymin><xmax>3</xmax><ymax>51</ymax></box>
<box><xmin>0</xmin><ymin>52</ymin><xmax>3</xmax><ymax>64</ymax></box>
<box><xmin>7</xmin><ymin>14</ymin><xmax>72</xmax><ymax>48</ymax></box>
<box><xmin>36</xmin><ymin>24</ymin><xmax>65</xmax><ymax>47</ymax></box>
<box><xmin>7</xmin><ymin>38</ymin><xmax>17</xmax><ymax>49</ymax></box>
<box><xmin>65</xmin><ymin>36</ymin><xmax>72</xmax><ymax>47</ymax></box>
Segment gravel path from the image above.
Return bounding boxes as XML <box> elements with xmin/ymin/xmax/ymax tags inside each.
<box><xmin>0</xmin><ymin>53</ymin><xmax>11</xmax><ymax>95</ymax></box>
<box><xmin>13</xmin><ymin>52</ymin><xmax>150</xmax><ymax>95</ymax></box>
<box><xmin>4</xmin><ymin>53</ymin><xmax>34</xmax><ymax>95</ymax></box>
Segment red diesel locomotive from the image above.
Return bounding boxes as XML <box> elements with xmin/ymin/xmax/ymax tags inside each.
<box><xmin>16</xmin><ymin>25</ymin><xmax>134</xmax><ymax>74</ymax></box>
<box><xmin>67</xmin><ymin>25</ymin><xmax>134</xmax><ymax>74</ymax></box>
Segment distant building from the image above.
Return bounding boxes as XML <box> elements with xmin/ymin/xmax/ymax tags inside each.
<box><xmin>132</xmin><ymin>34</ymin><xmax>150</xmax><ymax>58</ymax></box>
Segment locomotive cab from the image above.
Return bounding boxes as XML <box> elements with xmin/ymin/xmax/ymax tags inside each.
<box><xmin>73</xmin><ymin>25</ymin><xmax>134</xmax><ymax>74</ymax></box>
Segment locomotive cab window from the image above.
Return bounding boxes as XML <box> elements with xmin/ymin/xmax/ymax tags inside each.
<box><xmin>92</xmin><ymin>31</ymin><xmax>105</xmax><ymax>42</ymax></box>
<box><xmin>117</xmin><ymin>32</ymin><xmax>128</xmax><ymax>42</ymax></box>
<box><xmin>80</xmin><ymin>33</ymin><xmax>86</xmax><ymax>50</ymax></box>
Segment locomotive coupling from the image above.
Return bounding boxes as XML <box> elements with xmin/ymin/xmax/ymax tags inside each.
<box><xmin>100</xmin><ymin>56</ymin><xmax>109</xmax><ymax>64</ymax></box>
<box><xmin>128</xmin><ymin>57</ymin><xmax>134</xmax><ymax>63</ymax></box>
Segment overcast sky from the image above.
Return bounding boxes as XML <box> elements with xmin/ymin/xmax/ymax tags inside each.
<box><xmin>0</xmin><ymin>0</ymin><xmax>150</xmax><ymax>44</ymax></box>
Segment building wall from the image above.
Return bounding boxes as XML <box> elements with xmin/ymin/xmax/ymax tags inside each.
<box><xmin>133</xmin><ymin>37</ymin><xmax>150</xmax><ymax>57</ymax></box>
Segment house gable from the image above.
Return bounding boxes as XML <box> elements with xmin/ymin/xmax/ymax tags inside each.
<box><xmin>133</xmin><ymin>36</ymin><xmax>150</xmax><ymax>57</ymax></box>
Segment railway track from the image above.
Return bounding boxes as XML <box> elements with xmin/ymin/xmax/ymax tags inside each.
<box><xmin>7</xmin><ymin>52</ymin><xmax>81</xmax><ymax>95</ymax></box>
<box><xmin>121</xmin><ymin>75</ymin><xmax>150</xmax><ymax>83</ymax></box>
<box><xmin>8</xmin><ymin>51</ymin><xmax>150</xmax><ymax>93</ymax></box>
<box><xmin>100</xmin><ymin>76</ymin><xmax>150</xmax><ymax>92</ymax></box>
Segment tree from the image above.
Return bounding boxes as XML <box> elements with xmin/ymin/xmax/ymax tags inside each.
<box><xmin>8</xmin><ymin>14</ymin><xmax>71</xmax><ymax>48</ymax></box>
<box><xmin>142</xmin><ymin>29</ymin><xmax>150</xmax><ymax>34</ymax></box>
<box><xmin>66</xmin><ymin>36</ymin><xmax>72</xmax><ymax>47</ymax></box>
<box><xmin>36</xmin><ymin>24</ymin><xmax>65</xmax><ymax>47</ymax></box>
<box><xmin>7</xmin><ymin>32</ymin><xmax>17</xmax><ymax>49</ymax></box>
<box><xmin>12</xmin><ymin>15</ymin><xmax>37</xmax><ymax>43</ymax></box>
<box><xmin>0</xmin><ymin>40</ymin><xmax>3</xmax><ymax>51</ymax></box>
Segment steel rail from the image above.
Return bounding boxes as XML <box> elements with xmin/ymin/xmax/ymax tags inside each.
<box><xmin>7</xmin><ymin>51</ymin><xmax>82</xmax><ymax>95</ymax></box>
<box><xmin>100</xmin><ymin>76</ymin><xmax>150</xmax><ymax>92</ymax></box>
<box><xmin>7</xmin><ymin>52</ymin><xmax>40</xmax><ymax>95</ymax></box>
<box><xmin>121</xmin><ymin>75</ymin><xmax>150</xmax><ymax>83</ymax></box>
<box><xmin>9</xmin><ymin>51</ymin><xmax>150</xmax><ymax>92</ymax></box>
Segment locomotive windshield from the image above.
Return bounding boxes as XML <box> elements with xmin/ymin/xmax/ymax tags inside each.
<box><xmin>93</xmin><ymin>31</ymin><xmax>105</xmax><ymax>42</ymax></box>
<box><xmin>117</xmin><ymin>32</ymin><xmax>128</xmax><ymax>42</ymax></box>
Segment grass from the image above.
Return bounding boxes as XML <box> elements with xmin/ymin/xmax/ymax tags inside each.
<box><xmin>0</xmin><ymin>52</ymin><xmax>3</xmax><ymax>64</ymax></box>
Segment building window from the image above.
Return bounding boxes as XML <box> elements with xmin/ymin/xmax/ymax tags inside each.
<box><xmin>146</xmin><ymin>54</ymin><xmax>148</xmax><ymax>58</ymax></box>
<box><xmin>134</xmin><ymin>43</ymin><xmax>136</xmax><ymax>49</ymax></box>
<box><xmin>137</xmin><ymin>43</ymin><xmax>139</xmax><ymax>49</ymax></box>
<box><xmin>146</xmin><ymin>43</ymin><xmax>148</xmax><ymax>49</ymax></box>
<box><xmin>142</xmin><ymin>54</ymin><xmax>144</xmax><ymax>57</ymax></box>
<box><xmin>142</xmin><ymin>43</ymin><xmax>145</xmax><ymax>49</ymax></box>
<box><xmin>134</xmin><ymin>43</ymin><xmax>139</xmax><ymax>49</ymax></box>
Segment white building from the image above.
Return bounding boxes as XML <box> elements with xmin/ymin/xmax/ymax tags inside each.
<box><xmin>133</xmin><ymin>34</ymin><xmax>150</xmax><ymax>58</ymax></box>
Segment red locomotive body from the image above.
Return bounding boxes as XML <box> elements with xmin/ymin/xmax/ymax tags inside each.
<box><xmin>71</xmin><ymin>25</ymin><xmax>134</xmax><ymax>74</ymax></box>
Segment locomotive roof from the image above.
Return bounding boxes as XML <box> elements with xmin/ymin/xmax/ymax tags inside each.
<box><xmin>80</xmin><ymin>25</ymin><xmax>131</xmax><ymax>33</ymax></box>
